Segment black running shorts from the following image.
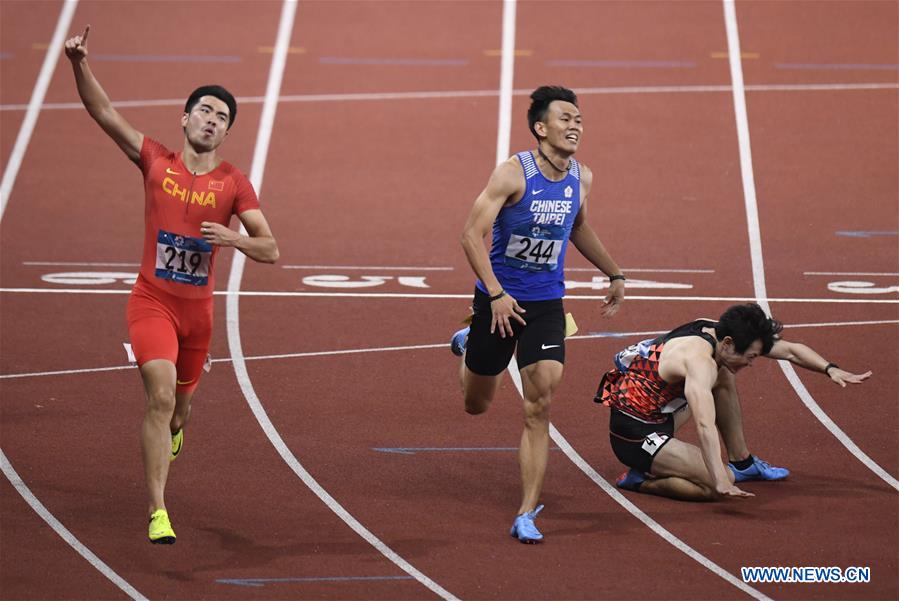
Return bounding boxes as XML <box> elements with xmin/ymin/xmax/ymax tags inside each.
<box><xmin>609</xmin><ymin>409</ymin><xmax>676</xmax><ymax>474</ymax></box>
<box><xmin>464</xmin><ymin>288</ymin><xmax>565</xmax><ymax>376</ymax></box>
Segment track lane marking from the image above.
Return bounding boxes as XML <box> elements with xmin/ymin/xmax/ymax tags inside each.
<box><xmin>722</xmin><ymin>0</ymin><xmax>898</xmax><ymax>492</ymax></box>
<box><xmin>220</xmin><ymin>2</ymin><xmax>457</xmax><ymax>599</ymax></box>
<box><xmin>494</xmin><ymin>0</ymin><xmax>517</xmax><ymax>165</ymax></box>
<box><xmin>505</xmin><ymin>358</ymin><xmax>772</xmax><ymax>601</ymax></box>
<box><xmin>0</xmin><ymin>3</ymin><xmax>147</xmax><ymax>599</ymax></box>
<box><xmin>4</xmin><ymin>287</ymin><xmax>899</xmax><ymax>303</ymax></box>
<box><xmin>0</xmin><ymin>0</ymin><xmax>78</xmax><ymax>219</ymax></box>
<box><xmin>805</xmin><ymin>271</ymin><xmax>899</xmax><ymax>277</ymax></box>
<box><xmin>3</xmin><ymin>319</ymin><xmax>896</xmax><ymax>381</ymax></box>
<box><xmin>6</xmin><ymin>82</ymin><xmax>895</xmax><ymax>112</ymax></box>
<box><xmin>281</xmin><ymin>264</ymin><xmax>454</xmax><ymax>270</ymax></box>
<box><xmin>1</xmin><ymin>450</ymin><xmax>148</xmax><ymax>600</ymax></box>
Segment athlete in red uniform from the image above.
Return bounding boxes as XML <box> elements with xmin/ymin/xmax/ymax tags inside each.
<box><xmin>596</xmin><ymin>304</ymin><xmax>872</xmax><ymax>501</ymax></box>
<box><xmin>65</xmin><ymin>26</ymin><xmax>279</xmax><ymax>543</ymax></box>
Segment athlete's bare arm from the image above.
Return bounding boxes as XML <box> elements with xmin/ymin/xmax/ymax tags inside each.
<box><xmin>200</xmin><ymin>210</ymin><xmax>279</xmax><ymax>264</ymax></box>
<box><xmin>767</xmin><ymin>339</ymin><xmax>872</xmax><ymax>388</ymax></box>
<box><xmin>667</xmin><ymin>339</ymin><xmax>753</xmax><ymax>498</ymax></box>
<box><xmin>568</xmin><ymin>164</ymin><xmax>625</xmax><ymax>317</ymax></box>
<box><xmin>460</xmin><ymin>157</ymin><xmax>527</xmax><ymax>337</ymax></box>
<box><xmin>64</xmin><ymin>26</ymin><xmax>143</xmax><ymax>163</ymax></box>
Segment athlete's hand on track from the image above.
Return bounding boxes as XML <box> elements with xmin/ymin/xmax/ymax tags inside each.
<box><xmin>828</xmin><ymin>368</ymin><xmax>873</xmax><ymax>388</ymax></box>
<box><xmin>491</xmin><ymin>293</ymin><xmax>526</xmax><ymax>338</ymax></box>
<box><xmin>64</xmin><ymin>25</ymin><xmax>90</xmax><ymax>61</ymax></box>
<box><xmin>717</xmin><ymin>483</ymin><xmax>755</xmax><ymax>498</ymax></box>
<box><xmin>200</xmin><ymin>221</ymin><xmax>239</xmax><ymax>247</ymax></box>
<box><xmin>601</xmin><ymin>279</ymin><xmax>625</xmax><ymax>317</ymax></box>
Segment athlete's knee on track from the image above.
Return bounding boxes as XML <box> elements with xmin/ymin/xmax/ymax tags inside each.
<box><xmin>694</xmin><ymin>482</ymin><xmax>718</xmax><ymax>502</ymax></box>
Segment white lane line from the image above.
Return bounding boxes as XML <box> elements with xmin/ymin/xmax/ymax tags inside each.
<box><xmin>281</xmin><ymin>265</ymin><xmax>454</xmax><ymax>271</ymax></box>
<box><xmin>567</xmin><ymin>267</ymin><xmax>715</xmax><ymax>273</ymax></box>
<box><xmin>3</xmin><ymin>82</ymin><xmax>897</xmax><ymax>112</ymax></box>
<box><xmin>722</xmin><ymin>0</ymin><xmax>898</xmax><ymax>492</ymax></box>
<box><xmin>494</xmin><ymin>0</ymin><xmax>517</xmax><ymax>165</ymax></box>
<box><xmin>1</xmin><ymin>450</ymin><xmax>149</xmax><ymax>601</ymax></box>
<box><xmin>804</xmin><ymin>271</ymin><xmax>899</xmax><ymax>277</ymax></box>
<box><xmin>547</xmin><ymin>421</ymin><xmax>771</xmax><ymax>600</ymax></box>
<box><xmin>24</xmin><ymin>262</ymin><xmax>712</xmax><ymax>273</ymax></box>
<box><xmin>222</xmin><ymin>3</ymin><xmax>456</xmax><ymax>599</ymax></box>
<box><xmin>3</xmin><ymin>318</ymin><xmax>894</xmax><ymax>381</ymax></box>
<box><xmin>1</xmin><ymin>5</ymin><xmax>147</xmax><ymax>598</ymax></box>
<box><xmin>0</xmin><ymin>0</ymin><xmax>78</xmax><ymax>220</ymax></box>
<box><xmin>504</xmin><ymin>359</ymin><xmax>770</xmax><ymax>600</ymax></box>
<box><xmin>4</xmin><ymin>287</ymin><xmax>899</xmax><ymax>304</ymax></box>
<box><xmin>22</xmin><ymin>261</ymin><xmax>141</xmax><ymax>267</ymax></box>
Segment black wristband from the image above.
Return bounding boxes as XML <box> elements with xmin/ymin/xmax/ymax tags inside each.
<box><xmin>824</xmin><ymin>362</ymin><xmax>839</xmax><ymax>375</ymax></box>
<box><xmin>488</xmin><ymin>290</ymin><xmax>506</xmax><ymax>302</ymax></box>
<box><xmin>609</xmin><ymin>274</ymin><xmax>626</xmax><ymax>282</ymax></box>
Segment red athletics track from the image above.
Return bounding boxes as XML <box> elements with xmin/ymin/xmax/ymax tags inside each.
<box><xmin>1</xmin><ymin>1</ymin><xmax>897</xmax><ymax>600</ymax></box>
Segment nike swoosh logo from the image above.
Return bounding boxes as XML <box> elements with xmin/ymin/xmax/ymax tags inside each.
<box><xmin>166</xmin><ymin>167</ymin><xmax>181</xmax><ymax>175</ymax></box>
<box><xmin>541</xmin><ymin>344</ymin><xmax>560</xmax><ymax>350</ymax></box>
<box><xmin>531</xmin><ymin>189</ymin><xmax>544</xmax><ymax>195</ymax></box>
<box><xmin>176</xmin><ymin>378</ymin><xmax>195</xmax><ymax>385</ymax></box>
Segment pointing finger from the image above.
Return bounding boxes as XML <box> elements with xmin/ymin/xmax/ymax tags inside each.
<box><xmin>81</xmin><ymin>25</ymin><xmax>90</xmax><ymax>45</ymax></box>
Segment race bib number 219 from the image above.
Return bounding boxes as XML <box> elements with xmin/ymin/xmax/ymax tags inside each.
<box><xmin>155</xmin><ymin>230</ymin><xmax>212</xmax><ymax>286</ymax></box>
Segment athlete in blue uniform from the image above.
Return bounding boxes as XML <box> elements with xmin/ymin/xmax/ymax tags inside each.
<box><xmin>452</xmin><ymin>86</ymin><xmax>625</xmax><ymax>543</ymax></box>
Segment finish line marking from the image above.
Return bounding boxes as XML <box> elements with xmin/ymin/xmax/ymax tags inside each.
<box><xmin>3</xmin><ymin>288</ymin><xmax>898</xmax><ymax>303</ymax></box>
<box><xmin>2</xmin><ymin>318</ymin><xmax>895</xmax><ymax>381</ymax></box>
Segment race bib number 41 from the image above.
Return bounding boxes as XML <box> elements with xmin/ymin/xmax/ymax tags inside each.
<box><xmin>504</xmin><ymin>226</ymin><xmax>563</xmax><ymax>272</ymax></box>
<box><xmin>155</xmin><ymin>230</ymin><xmax>212</xmax><ymax>286</ymax></box>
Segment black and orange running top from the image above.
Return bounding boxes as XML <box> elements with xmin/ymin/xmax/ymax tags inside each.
<box><xmin>595</xmin><ymin>320</ymin><xmax>717</xmax><ymax>423</ymax></box>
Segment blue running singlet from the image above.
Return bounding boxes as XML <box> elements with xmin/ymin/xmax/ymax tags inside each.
<box><xmin>476</xmin><ymin>151</ymin><xmax>581</xmax><ymax>301</ymax></box>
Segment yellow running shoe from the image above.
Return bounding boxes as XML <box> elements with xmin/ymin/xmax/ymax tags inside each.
<box><xmin>170</xmin><ymin>429</ymin><xmax>183</xmax><ymax>462</ymax></box>
<box><xmin>148</xmin><ymin>509</ymin><xmax>176</xmax><ymax>544</ymax></box>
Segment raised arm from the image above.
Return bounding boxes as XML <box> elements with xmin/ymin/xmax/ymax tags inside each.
<box><xmin>767</xmin><ymin>339</ymin><xmax>872</xmax><ymax>388</ymax></box>
<box><xmin>64</xmin><ymin>26</ymin><xmax>143</xmax><ymax>162</ymax></box>
<box><xmin>568</xmin><ymin>165</ymin><xmax>624</xmax><ymax>317</ymax></box>
<box><xmin>460</xmin><ymin>158</ymin><xmax>526</xmax><ymax>337</ymax></box>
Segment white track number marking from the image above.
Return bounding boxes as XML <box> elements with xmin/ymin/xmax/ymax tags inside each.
<box><xmin>828</xmin><ymin>280</ymin><xmax>899</xmax><ymax>295</ymax></box>
<box><xmin>302</xmin><ymin>275</ymin><xmax>431</xmax><ymax>289</ymax></box>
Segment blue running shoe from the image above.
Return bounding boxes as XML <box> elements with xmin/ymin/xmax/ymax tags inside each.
<box><xmin>616</xmin><ymin>469</ymin><xmax>646</xmax><ymax>492</ymax></box>
<box><xmin>450</xmin><ymin>326</ymin><xmax>470</xmax><ymax>357</ymax></box>
<box><xmin>509</xmin><ymin>504</ymin><xmax>544</xmax><ymax>544</ymax></box>
<box><xmin>728</xmin><ymin>456</ymin><xmax>789</xmax><ymax>482</ymax></box>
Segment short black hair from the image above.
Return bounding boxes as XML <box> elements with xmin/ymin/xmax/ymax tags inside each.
<box><xmin>715</xmin><ymin>303</ymin><xmax>783</xmax><ymax>355</ymax></box>
<box><xmin>527</xmin><ymin>85</ymin><xmax>578</xmax><ymax>140</ymax></box>
<box><xmin>184</xmin><ymin>85</ymin><xmax>237</xmax><ymax>129</ymax></box>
